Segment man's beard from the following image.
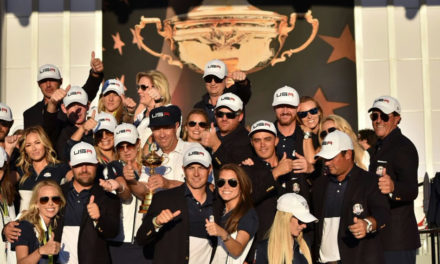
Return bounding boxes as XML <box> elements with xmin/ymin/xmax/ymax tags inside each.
<box><xmin>75</xmin><ymin>172</ymin><xmax>95</xmax><ymax>187</ymax></box>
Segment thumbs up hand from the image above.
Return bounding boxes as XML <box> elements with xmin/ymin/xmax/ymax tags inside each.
<box><xmin>348</xmin><ymin>217</ymin><xmax>367</xmax><ymax>239</ymax></box>
<box><xmin>272</xmin><ymin>152</ymin><xmax>294</xmax><ymax>179</ymax></box>
<box><xmin>200</xmin><ymin>123</ymin><xmax>221</xmax><ymax>151</ymax></box>
<box><xmin>82</xmin><ymin>109</ymin><xmax>97</xmax><ymax>134</ymax></box>
<box><xmin>48</xmin><ymin>85</ymin><xmax>71</xmax><ymax>113</ymax></box>
<box><xmin>90</xmin><ymin>51</ymin><xmax>104</xmax><ymax>74</ymax></box>
<box><xmin>87</xmin><ymin>195</ymin><xmax>100</xmax><ymax>221</ymax></box>
<box><xmin>39</xmin><ymin>232</ymin><xmax>61</xmax><ymax>255</ymax></box>
<box><xmin>378</xmin><ymin>168</ymin><xmax>394</xmax><ymax>194</ymax></box>
<box><xmin>155</xmin><ymin>209</ymin><xmax>181</xmax><ymax>226</ymax></box>
<box><xmin>123</xmin><ymin>161</ymin><xmax>136</xmax><ymax>183</ymax></box>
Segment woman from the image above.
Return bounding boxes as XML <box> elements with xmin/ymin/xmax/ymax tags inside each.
<box><xmin>0</xmin><ymin>147</ymin><xmax>17</xmax><ymax>264</ymax></box>
<box><xmin>297</xmin><ymin>96</ymin><xmax>323</xmax><ymax>163</ymax></box>
<box><xmin>182</xmin><ymin>109</ymin><xmax>210</xmax><ymax>142</ymax></box>
<box><xmin>256</xmin><ymin>193</ymin><xmax>317</xmax><ymax>264</ymax></box>
<box><xmin>93</xmin><ymin>112</ymin><xmax>118</xmax><ymax>164</ymax></box>
<box><xmin>206</xmin><ymin>164</ymin><xmax>258</xmax><ymax>263</ymax></box>
<box><xmin>12</xmin><ymin>180</ymin><xmax>65</xmax><ymax>264</ymax></box>
<box><xmin>98</xmin><ymin>79</ymin><xmax>136</xmax><ymax>123</ymax></box>
<box><xmin>134</xmin><ymin>70</ymin><xmax>176</xmax><ymax>148</ymax></box>
<box><xmin>15</xmin><ymin>126</ymin><xmax>71</xmax><ymax>212</ymax></box>
<box><xmin>106</xmin><ymin>123</ymin><xmax>150</xmax><ymax>263</ymax></box>
<box><xmin>319</xmin><ymin>115</ymin><xmax>369</xmax><ymax>170</ymax></box>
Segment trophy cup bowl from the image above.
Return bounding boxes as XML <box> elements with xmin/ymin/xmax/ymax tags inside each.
<box><xmin>134</xmin><ymin>4</ymin><xmax>319</xmax><ymax>74</ymax></box>
<box><xmin>139</xmin><ymin>150</ymin><xmax>165</xmax><ymax>213</ymax></box>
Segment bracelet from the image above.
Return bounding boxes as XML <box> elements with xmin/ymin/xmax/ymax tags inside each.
<box><xmin>152</xmin><ymin>217</ymin><xmax>163</xmax><ymax>229</ymax></box>
<box><xmin>222</xmin><ymin>234</ymin><xmax>231</xmax><ymax>242</ymax></box>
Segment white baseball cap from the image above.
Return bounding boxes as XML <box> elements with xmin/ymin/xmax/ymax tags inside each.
<box><xmin>0</xmin><ymin>147</ymin><xmax>8</xmax><ymax>167</ymax></box>
<box><xmin>102</xmin><ymin>79</ymin><xmax>124</xmax><ymax>96</ymax></box>
<box><xmin>215</xmin><ymin>93</ymin><xmax>243</xmax><ymax>112</ymax></box>
<box><xmin>315</xmin><ymin>130</ymin><xmax>353</xmax><ymax>160</ymax></box>
<box><xmin>249</xmin><ymin>120</ymin><xmax>277</xmax><ymax>137</ymax></box>
<box><xmin>277</xmin><ymin>193</ymin><xmax>318</xmax><ymax>223</ymax></box>
<box><xmin>114</xmin><ymin>123</ymin><xmax>139</xmax><ymax>147</ymax></box>
<box><xmin>38</xmin><ymin>64</ymin><xmax>62</xmax><ymax>82</ymax></box>
<box><xmin>203</xmin><ymin>59</ymin><xmax>228</xmax><ymax>79</ymax></box>
<box><xmin>94</xmin><ymin>112</ymin><xmax>117</xmax><ymax>133</ymax></box>
<box><xmin>0</xmin><ymin>103</ymin><xmax>13</xmax><ymax>122</ymax></box>
<box><xmin>183</xmin><ymin>144</ymin><xmax>211</xmax><ymax>168</ymax></box>
<box><xmin>368</xmin><ymin>96</ymin><xmax>401</xmax><ymax>115</ymax></box>
<box><xmin>70</xmin><ymin>142</ymin><xmax>98</xmax><ymax>166</ymax></box>
<box><xmin>272</xmin><ymin>86</ymin><xmax>300</xmax><ymax>107</ymax></box>
<box><xmin>63</xmin><ymin>86</ymin><xmax>88</xmax><ymax>108</ymax></box>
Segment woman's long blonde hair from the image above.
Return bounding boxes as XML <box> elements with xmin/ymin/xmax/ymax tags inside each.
<box><xmin>16</xmin><ymin>126</ymin><xmax>59</xmax><ymax>185</ymax></box>
<box><xmin>320</xmin><ymin>115</ymin><xmax>368</xmax><ymax>170</ymax></box>
<box><xmin>98</xmin><ymin>96</ymin><xmax>124</xmax><ymax>123</ymax></box>
<box><xmin>267</xmin><ymin>211</ymin><xmax>312</xmax><ymax>264</ymax></box>
<box><xmin>19</xmin><ymin>180</ymin><xmax>66</xmax><ymax>244</ymax></box>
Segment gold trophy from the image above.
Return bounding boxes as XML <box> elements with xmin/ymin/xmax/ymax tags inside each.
<box><xmin>139</xmin><ymin>143</ymin><xmax>165</xmax><ymax>213</ymax></box>
<box><xmin>134</xmin><ymin>0</ymin><xmax>319</xmax><ymax>74</ymax></box>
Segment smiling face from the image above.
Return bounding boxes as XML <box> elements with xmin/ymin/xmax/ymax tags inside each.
<box><xmin>185</xmin><ymin>113</ymin><xmax>209</xmax><ymax>142</ymax></box>
<box><xmin>72</xmin><ymin>163</ymin><xmax>97</xmax><ymax>187</ymax></box>
<box><xmin>37</xmin><ymin>185</ymin><xmax>61</xmax><ymax>224</ymax></box>
<box><xmin>96</xmin><ymin>130</ymin><xmax>114</xmax><ymax>152</ymax></box>
<box><xmin>184</xmin><ymin>163</ymin><xmax>210</xmax><ymax>191</ymax></box>
<box><xmin>24</xmin><ymin>132</ymin><xmax>46</xmax><ymax>162</ymax></box>
<box><xmin>298</xmin><ymin>100</ymin><xmax>320</xmax><ymax>130</ymax></box>
<box><xmin>38</xmin><ymin>79</ymin><xmax>62</xmax><ymax>100</ymax></box>
<box><xmin>218</xmin><ymin>169</ymin><xmax>240</xmax><ymax>205</ymax></box>
<box><xmin>215</xmin><ymin>108</ymin><xmax>242</xmax><ymax>136</ymax></box>
<box><xmin>152</xmin><ymin>124</ymin><xmax>179</xmax><ymax>153</ymax></box>
<box><xmin>250</xmin><ymin>131</ymin><xmax>278</xmax><ymax>160</ymax></box>
<box><xmin>103</xmin><ymin>92</ymin><xmax>122</xmax><ymax>113</ymax></box>
<box><xmin>274</xmin><ymin>105</ymin><xmax>297</xmax><ymax>126</ymax></box>
<box><xmin>204</xmin><ymin>76</ymin><xmax>226</xmax><ymax>98</ymax></box>
<box><xmin>371</xmin><ymin>110</ymin><xmax>400</xmax><ymax>139</ymax></box>
<box><xmin>116</xmin><ymin>141</ymin><xmax>138</xmax><ymax>163</ymax></box>
<box><xmin>137</xmin><ymin>76</ymin><xmax>155</xmax><ymax>106</ymax></box>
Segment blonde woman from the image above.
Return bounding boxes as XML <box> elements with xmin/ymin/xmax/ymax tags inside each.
<box><xmin>98</xmin><ymin>79</ymin><xmax>137</xmax><ymax>124</ymax></box>
<box><xmin>12</xmin><ymin>180</ymin><xmax>65</xmax><ymax>264</ymax></box>
<box><xmin>256</xmin><ymin>193</ymin><xmax>317</xmax><ymax>264</ymax></box>
<box><xmin>181</xmin><ymin>109</ymin><xmax>210</xmax><ymax>143</ymax></box>
<box><xmin>297</xmin><ymin>96</ymin><xmax>323</xmax><ymax>164</ymax></box>
<box><xmin>319</xmin><ymin>115</ymin><xmax>369</xmax><ymax>170</ymax></box>
<box><xmin>15</xmin><ymin>126</ymin><xmax>71</xmax><ymax>212</ymax></box>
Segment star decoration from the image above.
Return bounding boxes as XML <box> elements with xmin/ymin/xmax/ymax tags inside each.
<box><xmin>130</xmin><ymin>28</ymin><xmax>143</xmax><ymax>50</ymax></box>
<box><xmin>319</xmin><ymin>25</ymin><xmax>356</xmax><ymax>63</ymax></box>
<box><xmin>313</xmin><ymin>87</ymin><xmax>349</xmax><ymax>117</ymax></box>
<box><xmin>112</xmin><ymin>32</ymin><xmax>125</xmax><ymax>55</ymax></box>
<box><xmin>116</xmin><ymin>75</ymin><xmax>127</xmax><ymax>92</ymax></box>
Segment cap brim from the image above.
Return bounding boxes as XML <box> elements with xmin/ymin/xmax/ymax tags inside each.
<box><xmin>368</xmin><ymin>106</ymin><xmax>392</xmax><ymax>115</ymax></box>
<box><xmin>315</xmin><ymin>149</ymin><xmax>339</xmax><ymax>160</ymax></box>
<box><xmin>248</xmin><ymin>129</ymin><xmax>276</xmax><ymax>137</ymax></box>
<box><xmin>294</xmin><ymin>212</ymin><xmax>318</xmax><ymax>223</ymax></box>
<box><xmin>183</xmin><ymin>161</ymin><xmax>210</xmax><ymax>168</ymax></box>
<box><xmin>71</xmin><ymin>159</ymin><xmax>98</xmax><ymax>167</ymax></box>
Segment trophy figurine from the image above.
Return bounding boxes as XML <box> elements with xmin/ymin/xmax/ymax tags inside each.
<box><xmin>139</xmin><ymin>143</ymin><xmax>164</xmax><ymax>213</ymax></box>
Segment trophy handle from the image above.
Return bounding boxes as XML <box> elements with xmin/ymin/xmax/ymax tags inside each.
<box><xmin>271</xmin><ymin>11</ymin><xmax>319</xmax><ymax>66</ymax></box>
<box><xmin>134</xmin><ymin>16</ymin><xmax>184</xmax><ymax>68</ymax></box>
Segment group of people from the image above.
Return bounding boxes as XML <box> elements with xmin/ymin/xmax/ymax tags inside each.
<box><xmin>0</xmin><ymin>53</ymin><xmax>420</xmax><ymax>264</ymax></box>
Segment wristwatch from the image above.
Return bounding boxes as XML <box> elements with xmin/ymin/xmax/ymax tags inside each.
<box><xmin>364</xmin><ymin>218</ymin><xmax>373</xmax><ymax>233</ymax></box>
<box><xmin>304</xmin><ymin>131</ymin><xmax>312</xmax><ymax>139</ymax></box>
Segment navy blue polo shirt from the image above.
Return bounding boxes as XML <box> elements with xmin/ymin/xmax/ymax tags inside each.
<box><xmin>64</xmin><ymin>181</ymin><xmax>91</xmax><ymax>226</ymax></box>
<box><xmin>275</xmin><ymin>122</ymin><xmax>303</xmax><ymax>160</ymax></box>
<box><xmin>324</xmin><ymin>174</ymin><xmax>350</xmax><ymax>218</ymax></box>
<box><xmin>17</xmin><ymin>163</ymin><xmax>70</xmax><ymax>190</ymax></box>
<box><xmin>184</xmin><ymin>185</ymin><xmax>213</xmax><ymax>238</ymax></box>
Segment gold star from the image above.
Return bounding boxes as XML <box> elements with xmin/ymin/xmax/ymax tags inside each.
<box><xmin>313</xmin><ymin>87</ymin><xmax>349</xmax><ymax>117</ymax></box>
<box><xmin>116</xmin><ymin>75</ymin><xmax>127</xmax><ymax>92</ymax></box>
<box><xmin>112</xmin><ymin>32</ymin><xmax>125</xmax><ymax>55</ymax></box>
<box><xmin>319</xmin><ymin>25</ymin><xmax>355</xmax><ymax>63</ymax></box>
<box><xmin>130</xmin><ymin>28</ymin><xmax>143</xmax><ymax>50</ymax></box>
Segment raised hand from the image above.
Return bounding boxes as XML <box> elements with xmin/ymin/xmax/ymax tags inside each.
<box><xmin>292</xmin><ymin>152</ymin><xmax>314</xmax><ymax>174</ymax></box>
<box><xmin>87</xmin><ymin>195</ymin><xmax>100</xmax><ymax>221</ymax></box>
<box><xmin>82</xmin><ymin>109</ymin><xmax>97</xmax><ymax>135</ymax></box>
<box><xmin>228</xmin><ymin>71</ymin><xmax>246</xmax><ymax>82</ymax></box>
<box><xmin>90</xmin><ymin>51</ymin><xmax>104</xmax><ymax>74</ymax></box>
<box><xmin>200</xmin><ymin>123</ymin><xmax>221</xmax><ymax>151</ymax></box>
<box><xmin>50</xmin><ymin>84</ymin><xmax>70</xmax><ymax>107</ymax></box>
<box><xmin>155</xmin><ymin>209</ymin><xmax>181</xmax><ymax>226</ymax></box>
<box><xmin>121</xmin><ymin>94</ymin><xmax>137</xmax><ymax>114</ymax></box>
<box><xmin>123</xmin><ymin>161</ymin><xmax>136</xmax><ymax>183</ymax></box>
<box><xmin>205</xmin><ymin>219</ymin><xmax>228</xmax><ymax>238</ymax></box>
<box><xmin>348</xmin><ymin>217</ymin><xmax>367</xmax><ymax>239</ymax></box>
<box><xmin>147</xmin><ymin>174</ymin><xmax>169</xmax><ymax>192</ymax></box>
<box><xmin>272</xmin><ymin>152</ymin><xmax>294</xmax><ymax>179</ymax></box>
<box><xmin>99</xmin><ymin>178</ymin><xmax>120</xmax><ymax>192</ymax></box>
<box><xmin>378</xmin><ymin>168</ymin><xmax>394</xmax><ymax>194</ymax></box>
<box><xmin>38</xmin><ymin>232</ymin><xmax>60</xmax><ymax>255</ymax></box>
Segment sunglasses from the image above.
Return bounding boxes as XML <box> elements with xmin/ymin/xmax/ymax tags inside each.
<box><xmin>203</xmin><ymin>75</ymin><xmax>224</xmax><ymax>83</ymax></box>
<box><xmin>370</xmin><ymin>112</ymin><xmax>390</xmax><ymax>122</ymax></box>
<box><xmin>117</xmin><ymin>143</ymin><xmax>136</xmax><ymax>152</ymax></box>
<box><xmin>0</xmin><ymin>120</ymin><xmax>12</xmax><ymax>128</ymax></box>
<box><xmin>136</xmin><ymin>84</ymin><xmax>153</xmax><ymax>91</ymax></box>
<box><xmin>215</xmin><ymin>111</ymin><xmax>238</xmax><ymax>119</ymax></box>
<box><xmin>188</xmin><ymin>121</ymin><xmax>209</xmax><ymax>128</ymax></box>
<box><xmin>39</xmin><ymin>196</ymin><xmax>62</xmax><ymax>205</ymax></box>
<box><xmin>216</xmin><ymin>178</ymin><xmax>238</xmax><ymax>188</ymax></box>
<box><xmin>297</xmin><ymin>107</ymin><xmax>319</xmax><ymax>119</ymax></box>
<box><xmin>94</xmin><ymin>130</ymin><xmax>114</xmax><ymax>141</ymax></box>
<box><xmin>319</xmin><ymin>127</ymin><xmax>337</xmax><ymax>139</ymax></box>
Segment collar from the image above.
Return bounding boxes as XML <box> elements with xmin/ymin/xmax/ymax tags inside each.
<box><xmin>377</xmin><ymin>127</ymin><xmax>401</xmax><ymax>147</ymax></box>
<box><xmin>184</xmin><ymin>183</ymin><xmax>213</xmax><ymax>206</ymax></box>
<box><xmin>274</xmin><ymin>120</ymin><xmax>301</xmax><ymax>138</ymax></box>
<box><xmin>157</xmin><ymin>138</ymin><xmax>185</xmax><ymax>156</ymax></box>
<box><xmin>328</xmin><ymin>166</ymin><xmax>353</xmax><ymax>183</ymax></box>
<box><xmin>216</xmin><ymin>124</ymin><xmax>246</xmax><ymax>140</ymax></box>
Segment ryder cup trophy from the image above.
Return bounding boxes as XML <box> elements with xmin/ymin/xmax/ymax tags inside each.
<box><xmin>139</xmin><ymin>143</ymin><xmax>164</xmax><ymax>213</ymax></box>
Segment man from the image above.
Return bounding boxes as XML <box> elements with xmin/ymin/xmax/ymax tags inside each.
<box><xmin>200</xmin><ymin>92</ymin><xmax>255</xmax><ymax>175</ymax></box>
<box><xmin>23</xmin><ymin>52</ymin><xmax>104</xmax><ymax>129</ymax></box>
<box><xmin>272</xmin><ymin>86</ymin><xmax>305</xmax><ymax>160</ymax></box>
<box><xmin>0</xmin><ymin>103</ymin><xmax>14</xmax><ymax>149</ymax></box>
<box><xmin>194</xmin><ymin>59</ymin><xmax>251</xmax><ymax>124</ymax></box>
<box><xmin>43</xmin><ymin>86</ymin><xmax>93</xmax><ymax>162</ymax></box>
<box><xmin>312</xmin><ymin>130</ymin><xmax>390</xmax><ymax>264</ymax></box>
<box><xmin>148</xmin><ymin>105</ymin><xmax>196</xmax><ymax>190</ymax></box>
<box><xmin>56</xmin><ymin>141</ymin><xmax>120</xmax><ymax>264</ymax></box>
<box><xmin>136</xmin><ymin>145</ymin><xmax>222</xmax><ymax>264</ymax></box>
<box><xmin>368</xmin><ymin>96</ymin><xmax>420</xmax><ymax>264</ymax></box>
